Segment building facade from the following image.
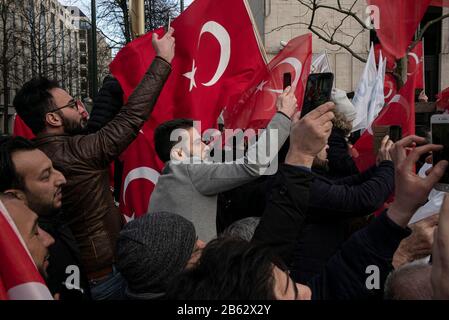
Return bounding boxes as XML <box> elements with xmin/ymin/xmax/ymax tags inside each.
<box><xmin>249</xmin><ymin>0</ymin><xmax>449</xmax><ymax>97</ymax></box>
<box><xmin>0</xmin><ymin>0</ymin><xmax>112</xmax><ymax>134</ymax></box>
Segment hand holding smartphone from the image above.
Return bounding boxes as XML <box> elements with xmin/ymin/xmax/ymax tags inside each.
<box><xmin>301</xmin><ymin>73</ymin><xmax>334</xmax><ymax>118</ymax></box>
<box><xmin>432</xmin><ymin>114</ymin><xmax>449</xmax><ymax>192</ymax></box>
<box><xmin>283</xmin><ymin>72</ymin><xmax>292</xmax><ymax>90</ymax></box>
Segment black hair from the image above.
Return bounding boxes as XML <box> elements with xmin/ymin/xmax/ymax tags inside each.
<box><xmin>154</xmin><ymin>118</ymin><xmax>194</xmax><ymax>162</ymax></box>
<box><xmin>13</xmin><ymin>78</ymin><xmax>60</xmax><ymax>134</ymax></box>
<box><xmin>0</xmin><ymin>135</ymin><xmax>36</xmax><ymax>192</ymax></box>
<box><xmin>166</xmin><ymin>237</ymin><xmax>282</xmax><ymax>300</ymax></box>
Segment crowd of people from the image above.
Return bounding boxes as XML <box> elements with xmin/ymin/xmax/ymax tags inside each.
<box><xmin>1</xmin><ymin>27</ymin><xmax>449</xmax><ymax>301</ymax></box>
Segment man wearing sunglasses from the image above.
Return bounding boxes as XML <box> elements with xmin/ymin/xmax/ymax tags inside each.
<box><xmin>12</xmin><ymin>28</ymin><xmax>175</xmax><ymax>300</ymax></box>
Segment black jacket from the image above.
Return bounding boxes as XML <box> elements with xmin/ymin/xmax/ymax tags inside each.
<box><xmin>326</xmin><ymin>127</ymin><xmax>359</xmax><ymax>179</ymax></box>
<box><xmin>308</xmin><ymin>211</ymin><xmax>411</xmax><ymax>300</ymax></box>
<box><xmin>250</xmin><ymin>164</ymin><xmax>410</xmax><ymax>299</ymax></box>
<box><xmin>87</xmin><ymin>75</ymin><xmax>124</xmax><ymax>134</ymax></box>
<box><xmin>39</xmin><ymin>214</ymin><xmax>91</xmax><ymax>300</ymax></box>
<box><xmin>87</xmin><ymin>75</ymin><xmax>125</xmax><ymax>203</ymax></box>
<box><xmin>291</xmin><ymin>160</ymin><xmax>395</xmax><ymax>282</ymax></box>
<box><xmin>252</xmin><ymin>164</ymin><xmax>314</xmax><ymax>266</ymax></box>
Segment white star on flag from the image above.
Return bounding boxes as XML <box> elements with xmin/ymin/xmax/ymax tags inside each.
<box><xmin>256</xmin><ymin>80</ymin><xmax>268</xmax><ymax>92</ymax></box>
<box><xmin>183</xmin><ymin>60</ymin><xmax>198</xmax><ymax>92</ymax></box>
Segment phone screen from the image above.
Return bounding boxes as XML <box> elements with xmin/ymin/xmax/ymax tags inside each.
<box><xmin>432</xmin><ymin>123</ymin><xmax>449</xmax><ymax>184</ymax></box>
<box><xmin>389</xmin><ymin>125</ymin><xmax>402</xmax><ymax>143</ymax></box>
<box><xmin>283</xmin><ymin>73</ymin><xmax>292</xmax><ymax>90</ymax></box>
<box><xmin>301</xmin><ymin>73</ymin><xmax>334</xmax><ymax>118</ymax></box>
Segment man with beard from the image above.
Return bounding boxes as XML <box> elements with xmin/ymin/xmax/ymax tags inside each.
<box><xmin>290</xmin><ymin>135</ymin><xmax>396</xmax><ymax>283</ymax></box>
<box><xmin>0</xmin><ymin>136</ymin><xmax>90</xmax><ymax>299</ymax></box>
<box><xmin>13</xmin><ymin>28</ymin><xmax>175</xmax><ymax>299</ymax></box>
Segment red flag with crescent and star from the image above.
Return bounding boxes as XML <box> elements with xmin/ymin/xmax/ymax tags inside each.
<box><xmin>353</xmin><ymin>74</ymin><xmax>417</xmax><ymax>172</ymax></box>
<box><xmin>110</xmin><ymin>0</ymin><xmax>267</xmax><ymax>218</ymax></box>
<box><xmin>407</xmin><ymin>41</ymin><xmax>424</xmax><ymax>90</ymax></box>
<box><xmin>0</xmin><ymin>200</ymin><xmax>53</xmax><ymax>300</ymax></box>
<box><xmin>367</xmin><ymin>0</ymin><xmax>431</xmax><ymax>60</ymax></box>
<box><xmin>224</xmin><ymin>33</ymin><xmax>312</xmax><ymax>130</ymax></box>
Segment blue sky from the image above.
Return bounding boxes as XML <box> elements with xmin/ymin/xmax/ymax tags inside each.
<box><xmin>59</xmin><ymin>0</ymin><xmax>193</xmax><ymax>48</ymax></box>
<box><xmin>59</xmin><ymin>0</ymin><xmax>193</xmax><ymax>14</ymax></box>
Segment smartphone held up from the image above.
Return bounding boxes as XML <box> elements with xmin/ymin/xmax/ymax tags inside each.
<box><xmin>431</xmin><ymin>114</ymin><xmax>449</xmax><ymax>192</ymax></box>
<box><xmin>301</xmin><ymin>73</ymin><xmax>334</xmax><ymax>118</ymax></box>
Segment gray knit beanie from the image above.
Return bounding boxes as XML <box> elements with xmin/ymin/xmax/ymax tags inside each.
<box><xmin>116</xmin><ymin>212</ymin><xmax>197</xmax><ymax>296</ymax></box>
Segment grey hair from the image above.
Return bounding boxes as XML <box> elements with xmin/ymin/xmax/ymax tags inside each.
<box><xmin>384</xmin><ymin>259</ymin><xmax>433</xmax><ymax>300</ymax></box>
<box><xmin>222</xmin><ymin>217</ymin><xmax>261</xmax><ymax>242</ymax></box>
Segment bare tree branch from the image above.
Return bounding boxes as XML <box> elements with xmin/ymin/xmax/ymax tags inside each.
<box><xmin>408</xmin><ymin>13</ymin><xmax>449</xmax><ymax>53</ymax></box>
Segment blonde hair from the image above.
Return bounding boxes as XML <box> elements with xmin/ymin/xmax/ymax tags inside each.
<box><xmin>332</xmin><ymin>111</ymin><xmax>353</xmax><ymax>136</ymax></box>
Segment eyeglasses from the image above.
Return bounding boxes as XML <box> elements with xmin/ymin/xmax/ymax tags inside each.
<box><xmin>48</xmin><ymin>99</ymin><xmax>81</xmax><ymax>113</ymax></box>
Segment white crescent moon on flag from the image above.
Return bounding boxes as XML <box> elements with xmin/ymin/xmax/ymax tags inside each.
<box><xmin>123</xmin><ymin>167</ymin><xmax>160</xmax><ymax>206</ymax></box>
<box><xmin>385</xmin><ymin>87</ymin><xmax>394</xmax><ymax>100</ymax></box>
<box><xmin>199</xmin><ymin>21</ymin><xmax>231</xmax><ymax>87</ymax></box>
<box><xmin>267</xmin><ymin>57</ymin><xmax>303</xmax><ymax>94</ymax></box>
<box><xmin>407</xmin><ymin>52</ymin><xmax>420</xmax><ymax>76</ymax></box>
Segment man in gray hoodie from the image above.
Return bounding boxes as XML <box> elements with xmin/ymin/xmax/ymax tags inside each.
<box><xmin>148</xmin><ymin>86</ymin><xmax>320</xmax><ymax>241</ymax></box>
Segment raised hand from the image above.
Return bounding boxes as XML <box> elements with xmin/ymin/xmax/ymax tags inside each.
<box><xmin>387</xmin><ymin>135</ymin><xmax>448</xmax><ymax>227</ymax></box>
<box><xmin>376</xmin><ymin>135</ymin><xmax>394</xmax><ymax>165</ymax></box>
<box><xmin>276</xmin><ymin>86</ymin><xmax>298</xmax><ymax>119</ymax></box>
<box><xmin>152</xmin><ymin>27</ymin><xmax>176</xmax><ymax>63</ymax></box>
<box><xmin>285</xmin><ymin>102</ymin><xmax>335</xmax><ymax>168</ymax></box>
<box><xmin>432</xmin><ymin>194</ymin><xmax>449</xmax><ymax>299</ymax></box>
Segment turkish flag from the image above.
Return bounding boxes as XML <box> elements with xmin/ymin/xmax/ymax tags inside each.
<box><xmin>13</xmin><ymin>114</ymin><xmax>35</xmax><ymax>139</ymax></box>
<box><xmin>384</xmin><ymin>73</ymin><xmax>398</xmax><ymax>104</ymax></box>
<box><xmin>408</xmin><ymin>41</ymin><xmax>425</xmax><ymax>89</ymax></box>
<box><xmin>0</xmin><ymin>201</ymin><xmax>52</xmax><ymax>300</ymax></box>
<box><xmin>436</xmin><ymin>87</ymin><xmax>449</xmax><ymax>111</ymax></box>
<box><xmin>224</xmin><ymin>33</ymin><xmax>312</xmax><ymax>130</ymax></box>
<box><xmin>431</xmin><ymin>0</ymin><xmax>449</xmax><ymax>7</ymax></box>
<box><xmin>374</xmin><ymin>43</ymin><xmax>397</xmax><ymax>71</ymax></box>
<box><xmin>367</xmin><ymin>0</ymin><xmax>431</xmax><ymax>59</ymax></box>
<box><xmin>353</xmin><ymin>74</ymin><xmax>417</xmax><ymax>172</ymax></box>
<box><xmin>110</xmin><ymin>0</ymin><xmax>266</xmax><ymax>217</ymax></box>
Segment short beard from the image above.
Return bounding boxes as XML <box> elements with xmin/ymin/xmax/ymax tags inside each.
<box><xmin>59</xmin><ymin>112</ymin><xmax>87</xmax><ymax>135</ymax></box>
<box><xmin>25</xmin><ymin>191</ymin><xmax>58</xmax><ymax>217</ymax></box>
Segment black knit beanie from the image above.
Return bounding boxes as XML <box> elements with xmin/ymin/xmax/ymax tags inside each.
<box><xmin>116</xmin><ymin>212</ymin><xmax>197</xmax><ymax>296</ymax></box>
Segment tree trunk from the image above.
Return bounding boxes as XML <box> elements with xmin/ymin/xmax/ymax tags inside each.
<box><xmin>3</xmin><ymin>69</ymin><xmax>9</xmax><ymax>134</ymax></box>
<box><xmin>394</xmin><ymin>56</ymin><xmax>408</xmax><ymax>90</ymax></box>
<box><xmin>122</xmin><ymin>0</ymin><xmax>132</xmax><ymax>43</ymax></box>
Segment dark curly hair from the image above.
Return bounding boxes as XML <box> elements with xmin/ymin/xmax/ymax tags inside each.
<box><xmin>13</xmin><ymin>78</ymin><xmax>60</xmax><ymax>135</ymax></box>
<box><xmin>0</xmin><ymin>135</ymin><xmax>35</xmax><ymax>192</ymax></box>
<box><xmin>166</xmin><ymin>237</ymin><xmax>287</xmax><ymax>300</ymax></box>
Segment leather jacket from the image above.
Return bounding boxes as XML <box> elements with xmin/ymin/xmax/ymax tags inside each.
<box><xmin>34</xmin><ymin>57</ymin><xmax>171</xmax><ymax>274</ymax></box>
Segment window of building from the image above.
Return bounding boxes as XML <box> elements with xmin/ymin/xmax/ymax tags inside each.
<box><xmin>80</xmin><ymin>56</ymin><xmax>87</xmax><ymax>65</ymax></box>
<box><xmin>80</xmin><ymin>68</ymin><xmax>87</xmax><ymax>77</ymax></box>
<box><xmin>80</xmin><ymin>43</ymin><xmax>87</xmax><ymax>52</ymax></box>
<box><xmin>79</xmin><ymin>30</ymin><xmax>86</xmax><ymax>40</ymax></box>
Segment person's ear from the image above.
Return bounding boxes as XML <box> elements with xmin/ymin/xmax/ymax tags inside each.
<box><xmin>45</xmin><ymin>112</ymin><xmax>63</xmax><ymax>127</ymax></box>
<box><xmin>170</xmin><ymin>146</ymin><xmax>183</xmax><ymax>161</ymax></box>
<box><xmin>3</xmin><ymin>189</ymin><xmax>28</xmax><ymax>204</ymax></box>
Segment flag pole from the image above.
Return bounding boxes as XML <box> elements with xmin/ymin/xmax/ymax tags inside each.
<box><xmin>422</xmin><ymin>37</ymin><xmax>426</xmax><ymax>92</ymax></box>
<box><xmin>91</xmin><ymin>0</ymin><xmax>98</xmax><ymax>97</ymax></box>
<box><xmin>130</xmin><ymin>0</ymin><xmax>145</xmax><ymax>39</ymax></box>
<box><xmin>243</xmin><ymin>0</ymin><xmax>268</xmax><ymax>64</ymax></box>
